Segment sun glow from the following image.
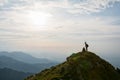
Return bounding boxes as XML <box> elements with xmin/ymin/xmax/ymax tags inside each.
<box><xmin>27</xmin><ymin>11</ymin><xmax>52</xmax><ymax>30</ymax></box>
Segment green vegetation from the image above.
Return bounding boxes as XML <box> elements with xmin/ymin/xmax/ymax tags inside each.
<box><xmin>25</xmin><ymin>51</ymin><xmax>120</xmax><ymax>80</ymax></box>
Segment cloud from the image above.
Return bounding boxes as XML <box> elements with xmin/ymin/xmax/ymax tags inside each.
<box><xmin>68</xmin><ymin>0</ymin><xmax>120</xmax><ymax>14</ymax></box>
<box><xmin>1</xmin><ymin>0</ymin><xmax>120</xmax><ymax>14</ymax></box>
<box><xmin>0</xmin><ymin>0</ymin><xmax>120</xmax><ymax>57</ymax></box>
<box><xmin>0</xmin><ymin>0</ymin><xmax>120</xmax><ymax>34</ymax></box>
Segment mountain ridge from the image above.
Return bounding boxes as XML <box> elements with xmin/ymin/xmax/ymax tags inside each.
<box><xmin>0</xmin><ymin>56</ymin><xmax>57</xmax><ymax>73</ymax></box>
<box><xmin>0</xmin><ymin>51</ymin><xmax>56</xmax><ymax>64</ymax></box>
<box><xmin>25</xmin><ymin>51</ymin><xmax>120</xmax><ymax>80</ymax></box>
<box><xmin>0</xmin><ymin>67</ymin><xmax>32</xmax><ymax>80</ymax></box>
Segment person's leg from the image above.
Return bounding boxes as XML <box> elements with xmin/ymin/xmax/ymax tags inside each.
<box><xmin>86</xmin><ymin>47</ymin><xmax>88</xmax><ymax>51</ymax></box>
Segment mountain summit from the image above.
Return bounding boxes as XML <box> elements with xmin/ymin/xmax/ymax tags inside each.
<box><xmin>25</xmin><ymin>51</ymin><xmax>120</xmax><ymax>80</ymax></box>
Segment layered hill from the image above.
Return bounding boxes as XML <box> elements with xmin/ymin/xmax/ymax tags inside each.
<box><xmin>0</xmin><ymin>68</ymin><xmax>31</xmax><ymax>80</ymax></box>
<box><xmin>25</xmin><ymin>51</ymin><xmax>120</xmax><ymax>80</ymax></box>
<box><xmin>0</xmin><ymin>56</ymin><xmax>57</xmax><ymax>73</ymax></box>
<box><xmin>0</xmin><ymin>68</ymin><xmax>32</xmax><ymax>80</ymax></box>
<box><xmin>0</xmin><ymin>51</ymin><xmax>55</xmax><ymax>64</ymax></box>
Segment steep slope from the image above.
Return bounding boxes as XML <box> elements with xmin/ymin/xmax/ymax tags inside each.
<box><xmin>0</xmin><ymin>56</ymin><xmax>57</xmax><ymax>73</ymax></box>
<box><xmin>0</xmin><ymin>51</ymin><xmax>55</xmax><ymax>64</ymax></box>
<box><xmin>25</xmin><ymin>51</ymin><xmax>120</xmax><ymax>80</ymax></box>
<box><xmin>0</xmin><ymin>68</ymin><xmax>32</xmax><ymax>80</ymax></box>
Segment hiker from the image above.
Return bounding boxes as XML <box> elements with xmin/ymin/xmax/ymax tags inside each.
<box><xmin>85</xmin><ymin>42</ymin><xmax>89</xmax><ymax>51</ymax></box>
<box><xmin>82</xmin><ymin>47</ymin><xmax>86</xmax><ymax>52</ymax></box>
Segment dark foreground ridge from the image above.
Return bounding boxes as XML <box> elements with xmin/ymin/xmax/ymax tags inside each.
<box><xmin>0</xmin><ymin>68</ymin><xmax>32</xmax><ymax>80</ymax></box>
<box><xmin>25</xmin><ymin>51</ymin><xmax>120</xmax><ymax>80</ymax></box>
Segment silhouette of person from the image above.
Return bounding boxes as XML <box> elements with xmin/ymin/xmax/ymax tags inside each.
<box><xmin>85</xmin><ymin>42</ymin><xmax>89</xmax><ymax>51</ymax></box>
<box><xmin>82</xmin><ymin>47</ymin><xmax>86</xmax><ymax>52</ymax></box>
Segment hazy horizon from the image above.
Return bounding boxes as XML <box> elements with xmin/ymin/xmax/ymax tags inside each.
<box><xmin>0</xmin><ymin>0</ymin><xmax>120</xmax><ymax>64</ymax></box>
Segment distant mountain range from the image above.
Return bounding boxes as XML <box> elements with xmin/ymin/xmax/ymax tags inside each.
<box><xmin>0</xmin><ymin>68</ymin><xmax>32</xmax><ymax>80</ymax></box>
<box><xmin>0</xmin><ymin>51</ymin><xmax>58</xmax><ymax>73</ymax></box>
<box><xmin>0</xmin><ymin>51</ymin><xmax>55</xmax><ymax>64</ymax></box>
<box><xmin>0</xmin><ymin>56</ymin><xmax>57</xmax><ymax>73</ymax></box>
<box><xmin>0</xmin><ymin>51</ymin><xmax>58</xmax><ymax>80</ymax></box>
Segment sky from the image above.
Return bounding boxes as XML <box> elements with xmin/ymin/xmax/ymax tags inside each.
<box><xmin>0</xmin><ymin>0</ymin><xmax>120</xmax><ymax>64</ymax></box>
